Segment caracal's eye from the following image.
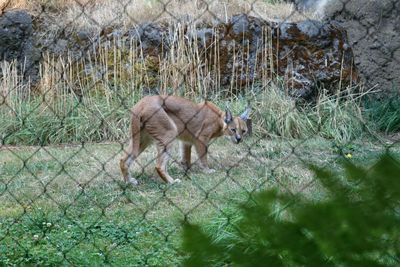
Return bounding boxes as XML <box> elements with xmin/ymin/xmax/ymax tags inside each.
<box><xmin>243</xmin><ymin>130</ymin><xmax>247</xmax><ymax>135</ymax></box>
<box><xmin>230</xmin><ymin>128</ymin><xmax>236</xmax><ymax>132</ymax></box>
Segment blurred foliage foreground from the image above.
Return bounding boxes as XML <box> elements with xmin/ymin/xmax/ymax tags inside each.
<box><xmin>182</xmin><ymin>153</ymin><xmax>400</xmax><ymax>267</ymax></box>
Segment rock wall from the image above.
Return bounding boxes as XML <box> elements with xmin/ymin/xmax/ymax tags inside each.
<box><xmin>0</xmin><ymin>10</ymin><xmax>40</xmax><ymax>83</ymax></box>
<box><xmin>0</xmin><ymin>10</ymin><xmax>359</xmax><ymax>98</ymax></box>
<box><xmin>101</xmin><ymin>14</ymin><xmax>358</xmax><ymax>98</ymax></box>
<box><xmin>270</xmin><ymin>18</ymin><xmax>357</xmax><ymax>97</ymax></box>
<box><xmin>324</xmin><ymin>0</ymin><xmax>400</xmax><ymax>91</ymax></box>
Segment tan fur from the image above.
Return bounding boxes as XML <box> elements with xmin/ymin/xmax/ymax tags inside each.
<box><xmin>120</xmin><ymin>95</ymin><xmax>250</xmax><ymax>185</ymax></box>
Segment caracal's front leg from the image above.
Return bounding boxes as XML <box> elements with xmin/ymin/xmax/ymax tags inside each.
<box><xmin>195</xmin><ymin>138</ymin><xmax>215</xmax><ymax>173</ymax></box>
<box><xmin>180</xmin><ymin>143</ymin><xmax>192</xmax><ymax>171</ymax></box>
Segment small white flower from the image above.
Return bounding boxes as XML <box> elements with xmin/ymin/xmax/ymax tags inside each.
<box><xmin>46</xmin><ymin>222</ymin><xmax>52</xmax><ymax>227</ymax></box>
<box><xmin>33</xmin><ymin>234</ymin><xmax>39</xmax><ymax>240</ymax></box>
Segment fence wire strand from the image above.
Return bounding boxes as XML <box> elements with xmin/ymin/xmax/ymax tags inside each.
<box><xmin>0</xmin><ymin>0</ymin><xmax>399</xmax><ymax>266</ymax></box>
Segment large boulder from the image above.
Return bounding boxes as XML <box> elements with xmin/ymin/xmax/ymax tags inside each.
<box><xmin>0</xmin><ymin>10</ymin><xmax>40</xmax><ymax>84</ymax></box>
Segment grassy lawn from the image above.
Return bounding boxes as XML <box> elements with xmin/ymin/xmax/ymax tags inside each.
<box><xmin>1</xmin><ymin>136</ymin><xmax>398</xmax><ymax>266</ymax></box>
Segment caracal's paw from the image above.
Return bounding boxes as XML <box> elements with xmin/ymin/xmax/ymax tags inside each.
<box><xmin>172</xmin><ymin>178</ymin><xmax>181</xmax><ymax>184</ymax></box>
<box><xmin>179</xmin><ymin>161</ymin><xmax>191</xmax><ymax>171</ymax></box>
<box><xmin>202</xmin><ymin>168</ymin><xmax>216</xmax><ymax>174</ymax></box>
<box><xmin>128</xmin><ymin>177</ymin><xmax>139</xmax><ymax>186</ymax></box>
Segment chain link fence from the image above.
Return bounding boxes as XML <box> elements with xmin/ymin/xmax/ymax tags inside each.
<box><xmin>1</xmin><ymin>0</ymin><xmax>399</xmax><ymax>266</ymax></box>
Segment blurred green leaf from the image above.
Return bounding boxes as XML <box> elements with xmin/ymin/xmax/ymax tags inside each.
<box><xmin>182</xmin><ymin>153</ymin><xmax>400</xmax><ymax>266</ymax></box>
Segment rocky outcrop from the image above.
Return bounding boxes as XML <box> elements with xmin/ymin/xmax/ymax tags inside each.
<box><xmin>1</xmin><ymin>10</ymin><xmax>358</xmax><ymax>98</ymax></box>
<box><xmin>0</xmin><ymin>10</ymin><xmax>40</xmax><ymax>84</ymax></box>
<box><xmin>119</xmin><ymin>14</ymin><xmax>357</xmax><ymax>98</ymax></box>
<box><xmin>324</xmin><ymin>0</ymin><xmax>399</xmax><ymax>91</ymax></box>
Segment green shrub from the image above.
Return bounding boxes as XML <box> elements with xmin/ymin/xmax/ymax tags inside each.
<box><xmin>182</xmin><ymin>153</ymin><xmax>400</xmax><ymax>266</ymax></box>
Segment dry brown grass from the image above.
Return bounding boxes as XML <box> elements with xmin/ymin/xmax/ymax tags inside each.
<box><xmin>1</xmin><ymin>0</ymin><xmax>24</xmax><ymax>14</ymax></box>
<box><xmin>65</xmin><ymin>0</ymin><xmax>315</xmax><ymax>31</ymax></box>
<box><xmin>1</xmin><ymin>0</ymin><xmax>316</xmax><ymax>31</ymax></box>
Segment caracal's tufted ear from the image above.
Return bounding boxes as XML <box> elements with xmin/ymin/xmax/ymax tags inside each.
<box><xmin>240</xmin><ymin>107</ymin><xmax>251</xmax><ymax>121</ymax></box>
<box><xmin>240</xmin><ymin>107</ymin><xmax>252</xmax><ymax>136</ymax></box>
<box><xmin>224</xmin><ymin>108</ymin><xmax>233</xmax><ymax>123</ymax></box>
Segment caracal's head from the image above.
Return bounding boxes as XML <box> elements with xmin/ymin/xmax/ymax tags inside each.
<box><xmin>223</xmin><ymin>107</ymin><xmax>251</xmax><ymax>144</ymax></box>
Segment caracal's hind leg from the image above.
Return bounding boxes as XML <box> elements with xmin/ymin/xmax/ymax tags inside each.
<box><xmin>120</xmin><ymin>132</ymin><xmax>151</xmax><ymax>185</ymax></box>
<box><xmin>120</xmin><ymin>139</ymin><xmax>138</xmax><ymax>185</ymax></box>
<box><xmin>144</xmin><ymin>109</ymin><xmax>180</xmax><ymax>184</ymax></box>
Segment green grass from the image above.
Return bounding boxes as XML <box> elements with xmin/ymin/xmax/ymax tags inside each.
<box><xmin>1</xmin><ymin>137</ymin><xmax>398</xmax><ymax>266</ymax></box>
<box><xmin>365</xmin><ymin>91</ymin><xmax>400</xmax><ymax>133</ymax></box>
<box><xmin>249</xmin><ymin>86</ymin><xmax>368</xmax><ymax>142</ymax></box>
<box><xmin>1</xmin><ymin>84</ymin><xmax>376</xmax><ymax>146</ymax></box>
<box><xmin>0</xmin><ymin>92</ymin><xmax>140</xmax><ymax>145</ymax></box>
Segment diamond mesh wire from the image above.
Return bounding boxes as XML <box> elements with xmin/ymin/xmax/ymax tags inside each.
<box><xmin>0</xmin><ymin>0</ymin><xmax>399</xmax><ymax>266</ymax></box>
